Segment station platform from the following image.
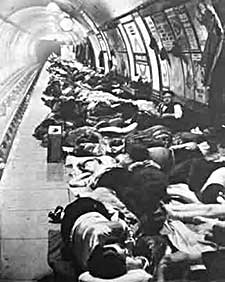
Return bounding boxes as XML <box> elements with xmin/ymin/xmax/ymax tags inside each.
<box><xmin>0</xmin><ymin>66</ymin><xmax>70</xmax><ymax>282</ymax></box>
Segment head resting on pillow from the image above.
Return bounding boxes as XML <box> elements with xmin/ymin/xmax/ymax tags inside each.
<box><xmin>87</xmin><ymin>244</ymin><xmax>127</xmax><ymax>279</ymax></box>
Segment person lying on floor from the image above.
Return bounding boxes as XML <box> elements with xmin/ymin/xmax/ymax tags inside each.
<box><xmin>102</xmin><ymin>143</ymin><xmax>225</xmax><ymax>280</ymax></box>
<box><xmin>93</xmin><ymin>144</ymin><xmax>169</xmax><ymax>235</ymax></box>
<box><xmin>60</xmin><ymin>197</ymin><xmax>151</xmax><ymax>280</ymax></box>
<box><xmin>170</xmin><ymin>127</ymin><xmax>225</xmax><ymax>164</ymax></box>
<box><xmin>169</xmin><ymin>135</ymin><xmax>209</xmax><ymax>164</ymax></box>
<box><xmin>152</xmin><ymin>139</ymin><xmax>225</xmax><ymax>281</ymax></box>
<box><xmin>157</xmin><ymin>201</ymin><xmax>225</xmax><ymax>282</ymax></box>
<box><xmin>169</xmin><ymin>137</ymin><xmax>225</xmax><ymax>202</ymax></box>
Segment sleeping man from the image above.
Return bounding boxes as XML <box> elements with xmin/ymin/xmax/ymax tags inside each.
<box><xmin>61</xmin><ymin>197</ymin><xmax>151</xmax><ymax>280</ymax></box>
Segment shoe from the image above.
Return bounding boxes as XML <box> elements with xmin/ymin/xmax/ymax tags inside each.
<box><xmin>54</xmin><ymin>206</ymin><xmax>63</xmax><ymax>213</ymax></box>
<box><xmin>48</xmin><ymin>206</ymin><xmax>63</xmax><ymax>223</ymax></box>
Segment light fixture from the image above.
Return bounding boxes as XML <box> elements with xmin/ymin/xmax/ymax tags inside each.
<box><xmin>46</xmin><ymin>2</ymin><xmax>61</xmax><ymax>13</ymax></box>
<box><xmin>59</xmin><ymin>16</ymin><xmax>73</xmax><ymax>32</ymax></box>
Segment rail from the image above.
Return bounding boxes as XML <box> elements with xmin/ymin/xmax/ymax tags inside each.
<box><xmin>0</xmin><ymin>64</ymin><xmax>43</xmax><ymax>178</ymax></box>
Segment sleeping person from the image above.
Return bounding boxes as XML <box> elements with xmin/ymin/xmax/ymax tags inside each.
<box><xmin>61</xmin><ymin>197</ymin><xmax>151</xmax><ymax>280</ymax></box>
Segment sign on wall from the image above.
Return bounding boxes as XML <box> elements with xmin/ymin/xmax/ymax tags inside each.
<box><xmin>144</xmin><ymin>15</ymin><xmax>170</xmax><ymax>89</ymax></box>
<box><xmin>151</xmin><ymin>12</ymin><xmax>175</xmax><ymax>51</ymax></box>
<box><xmin>122</xmin><ymin>20</ymin><xmax>151</xmax><ymax>80</ymax></box>
<box><xmin>186</xmin><ymin>2</ymin><xmax>208</xmax><ymax>52</ymax></box>
<box><xmin>175</xmin><ymin>5</ymin><xmax>200</xmax><ymax>52</ymax></box>
<box><xmin>160</xmin><ymin>59</ymin><xmax>170</xmax><ymax>88</ymax></box>
<box><xmin>135</xmin><ymin>61</ymin><xmax>151</xmax><ymax>80</ymax></box>
<box><xmin>96</xmin><ymin>34</ymin><xmax>107</xmax><ymax>51</ymax></box>
<box><xmin>123</xmin><ymin>21</ymin><xmax>146</xmax><ymax>53</ymax></box>
<box><xmin>181</xmin><ymin>54</ymin><xmax>195</xmax><ymax>100</ymax></box>
<box><xmin>165</xmin><ymin>7</ymin><xmax>189</xmax><ymax>52</ymax></box>
<box><xmin>144</xmin><ymin>16</ymin><xmax>163</xmax><ymax>50</ymax></box>
<box><xmin>192</xmin><ymin>56</ymin><xmax>208</xmax><ymax>104</ymax></box>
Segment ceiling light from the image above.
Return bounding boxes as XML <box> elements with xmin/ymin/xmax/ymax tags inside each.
<box><xmin>46</xmin><ymin>2</ymin><xmax>61</xmax><ymax>13</ymax></box>
<box><xmin>59</xmin><ymin>16</ymin><xmax>73</xmax><ymax>32</ymax></box>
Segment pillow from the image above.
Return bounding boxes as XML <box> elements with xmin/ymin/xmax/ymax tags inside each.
<box><xmin>78</xmin><ymin>269</ymin><xmax>152</xmax><ymax>282</ymax></box>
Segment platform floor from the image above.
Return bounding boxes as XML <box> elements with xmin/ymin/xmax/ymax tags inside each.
<box><xmin>0</xmin><ymin>66</ymin><xmax>70</xmax><ymax>282</ymax></box>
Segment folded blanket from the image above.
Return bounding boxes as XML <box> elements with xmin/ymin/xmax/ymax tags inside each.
<box><xmin>66</xmin><ymin>156</ymin><xmax>117</xmax><ymax>188</ymax></box>
<box><xmin>161</xmin><ymin>220</ymin><xmax>217</xmax><ymax>255</ymax></box>
<box><xmin>98</xmin><ymin>122</ymin><xmax>138</xmax><ymax>135</ymax></box>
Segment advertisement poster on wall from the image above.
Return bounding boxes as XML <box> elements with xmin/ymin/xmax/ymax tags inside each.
<box><xmin>175</xmin><ymin>5</ymin><xmax>200</xmax><ymax>52</ymax></box>
<box><xmin>168</xmin><ymin>54</ymin><xmax>185</xmax><ymax>96</ymax></box>
<box><xmin>181</xmin><ymin>53</ymin><xmax>195</xmax><ymax>100</ymax></box>
<box><xmin>96</xmin><ymin>34</ymin><xmax>107</xmax><ymax>51</ymax></box>
<box><xmin>151</xmin><ymin>12</ymin><xmax>175</xmax><ymax>52</ymax></box>
<box><xmin>123</xmin><ymin>21</ymin><xmax>146</xmax><ymax>53</ymax></box>
<box><xmin>165</xmin><ymin>7</ymin><xmax>189</xmax><ymax>53</ymax></box>
<box><xmin>160</xmin><ymin>59</ymin><xmax>170</xmax><ymax>89</ymax></box>
<box><xmin>104</xmin><ymin>28</ymin><xmax>127</xmax><ymax>52</ymax></box>
<box><xmin>123</xmin><ymin>21</ymin><xmax>151</xmax><ymax>80</ymax></box>
<box><xmin>144</xmin><ymin>15</ymin><xmax>170</xmax><ymax>89</ymax></box>
<box><xmin>144</xmin><ymin>16</ymin><xmax>163</xmax><ymax>50</ymax></box>
<box><xmin>104</xmin><ymin>28</ymin><xmax>130</xmax><ymax>77</ymax></box>
<box><xmin>151</xmin><ymin>12</ymin><xmax>186</xmax><ymax>94</ymax></box>
<box><xmin>186</xmin><ymin>2</ymin><xmax>208</xmax><ymax>52</ymax></box>
<box><xmin>192</xmin><ymin>56</ymin><xmax>208</xmax><ymax>104</ymax></box>
<box><xmin>135</xmin><ymin>60</ymin><xmax>151</xmax><ymax>81</ymax></box>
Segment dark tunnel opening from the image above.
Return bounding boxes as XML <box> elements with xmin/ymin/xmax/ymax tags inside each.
<box><xmin>35</xmin><ymin>39</ymin><xmax>61</xmax><ymax>63</ymax></box>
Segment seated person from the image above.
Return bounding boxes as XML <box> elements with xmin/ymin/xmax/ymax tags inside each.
<box><xmin>61</xmin><ymin>197</ymin><xmax>150</xmax><ymax>279</ymax></box>
<box><xmin>157</xmin><ymin>90</ymin><xmax>183</xmax><ymax>131</ymax></box>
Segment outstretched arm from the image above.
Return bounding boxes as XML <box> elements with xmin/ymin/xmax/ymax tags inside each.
<box><xmin>164</xmin><ymin>203</ymin><xmax>225</xmax><ymax>221</ymax></box>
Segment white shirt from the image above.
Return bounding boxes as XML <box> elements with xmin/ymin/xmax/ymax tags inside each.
<box><xmin>159</xmin><ymin>103</ymin><xmax>183</xmax><ymax>119</ymax></box>
<box><xmin>174</xmin><ymin>104</ymin><xmax>183</xmax><ymax>119</ymax></box>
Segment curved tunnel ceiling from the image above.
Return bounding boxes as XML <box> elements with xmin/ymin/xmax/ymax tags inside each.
<box><xmin>0</xmin><ymin>0</ymin><xmax>149</xmax><ymax>25</ymax></box>
<box><xmin>0</xmin><ymin>0</ymin><xmax>223</xmax><ymax>91</ymax></box>
<box><xmin>54</xmin><ymin>0</ymin><xmax>149</xmax><ymax>25</ymax></box>
<box><xmin>0</xmin><ymin>0</ymin><xmax>188</xmax><ymax>71</ymax></box>
<box><xmin>0</xmin><ymin>5</ymin><xmax>83</xmax><ymax>69</ymax></box>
